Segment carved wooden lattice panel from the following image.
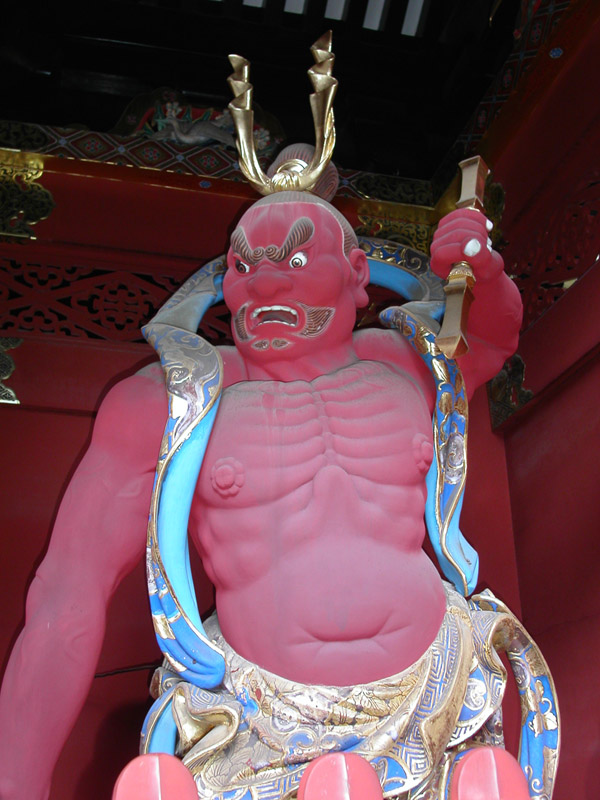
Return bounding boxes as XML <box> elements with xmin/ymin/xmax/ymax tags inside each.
<box><xmin>510</xmin><ymin>171</ymin><xmax>600</xmax><ymax>330</ymax></box>
<box><xmin>1</xmin><ymin>256</ymin><xmax>182</xmax><ymax>342</ymax></box>
<box><xmin>0</xmin><ymin>252</ymin><xmax>244</xmax><ymax>347</ymax></box>
<box><xmin>0</xmin><ymin>248</ymin><xmax>428</xmax><ymax>350</ymax></box>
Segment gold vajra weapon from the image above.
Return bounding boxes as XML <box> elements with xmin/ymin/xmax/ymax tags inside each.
<box><xmin>435</xmin><ymin>156</ymin><xmax>490</xmax><ymax>359</ymax></box>
<box><xmin>228</xmin><ymin>32</ymin><xmax>337</xmax><ymax>195</ymax></box>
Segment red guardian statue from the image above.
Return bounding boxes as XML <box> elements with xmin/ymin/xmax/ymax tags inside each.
<box><xmin>0</xmin><ymin>34</ymin><xmax>558</xmax><ymax>800</ymax></box>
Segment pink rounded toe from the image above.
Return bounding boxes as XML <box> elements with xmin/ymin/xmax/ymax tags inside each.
<box><xmin>112</xmin><ymin>754</ymin><xmax>197</xmax><ymax>800</ymax></box>
<box><xmin>449</xmin><ymin>747</ymin><xmax>530</xmax><ymax>800</ymax></box>
<box><xmin>298</xmin><ymin>753</ymin><xmax>383</xmax><ymax>800</ymax></box>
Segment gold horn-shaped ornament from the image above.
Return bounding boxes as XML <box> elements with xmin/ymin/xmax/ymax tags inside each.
<box><xmin>435</xmin><ymin>156</ymin><xmax>491</xmax><ymax>359</ymax></box>
<box><xmin>228</xmin><ymin>32</ymin><xmax>337</xmax><ymax>195</ymax></box>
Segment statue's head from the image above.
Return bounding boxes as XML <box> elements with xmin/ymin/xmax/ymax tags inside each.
<box><xmin>223</xmin><ymin>191</ymin><xmax>369</xmax><ymax>365</ymax></box>
<box><xmin>225</xmin><ymin>38</ymin><xmax>369</xmax><ymax>367</ymax></box>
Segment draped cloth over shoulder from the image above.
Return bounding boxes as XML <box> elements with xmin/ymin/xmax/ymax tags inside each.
<box><xmin>142</xmin><ymin>256</ymin><xmax>228</xmax><ymax>692</ymax></box>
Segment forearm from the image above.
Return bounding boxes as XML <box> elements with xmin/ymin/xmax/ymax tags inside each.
<box><xmin>458</xmin><ymin>270</ymin><xmax>522</xmax><ymax>391</ymax></box>
<box><xmin>0</xmin><ymin>372</ymin><xmax>165</xmax><ymax>798</ymax></box>
<box><xmin>469</xmin><ymin>268</ymin><xmax>522</xmax><ymax>351</ymax></box>
<box><xmin>0</xmin><ymin>578</ymin><xmax>108</xmax><ymax>800</ymax></box>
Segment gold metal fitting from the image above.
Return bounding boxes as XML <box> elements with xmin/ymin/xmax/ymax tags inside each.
<box><xmin>228</xmin><ymin>32</ymin><xmax>337</xmax><ymax>196</ymax></box>
<box><xmin>436</xmin><ymin>156</ymin><xmax>490</xmax><ymax>359</ymax></box>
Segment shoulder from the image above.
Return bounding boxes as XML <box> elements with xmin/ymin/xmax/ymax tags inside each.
<box><xmin>353</xmin><ymin>328</ymin><xmax>428</xmax><ymax>374</ymax></box>
<box><xmin>92</xmin><ymin>363</ymin><xmax>168</xmax><ymax>468</ymax></box>
<box><xmin>353</xmin><ymin>327</ymin><xmax>436</xmax><ymax>405</ymax></box>
<box><xmin>218</xmin><ymin>345</ymin><xmax>249</xmax><ymax>387</ymax></box>
<box><xmin>99</xmin><ymin>363</ymin><xmax>166</xmax><ymax>418</ymax></box>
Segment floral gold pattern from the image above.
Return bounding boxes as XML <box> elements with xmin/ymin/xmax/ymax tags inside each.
<box><xmin>0</xmin><ymin>149</ymin><xmax>55</xmax><ymax>239</ymax></box>
<box><xmin>0</xmin><ymin>337</ymin><xmax>21</xmax><ymax>404</ymax></box>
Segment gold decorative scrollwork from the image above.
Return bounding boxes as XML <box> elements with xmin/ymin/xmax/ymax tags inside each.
<box><xmin>0</xmin><ymin>122</ymin><xmax>49</xmax><ymax>151</ymax></box>
<box><xmin>354</xmin><ymin>173</ymin><xmax>434</xmax><ymax>206</ymax></box>
<box><xmin>488</xmin><ymin>354</ymin><xmax>534</xmax><ymax>428</ymax></box>
<box><xmin>356</xmin><ymin>215</ymin><xmax>433</xmax><ymax>253</ymax></box>
<box><xmin>0</xmin><ymin>337</ymin><xmax>22</xmax><ymax>404</ymax></box>
<box><xmin>355</xmin><ymin>167</ymin><xmax>505</xmax><ymax>255</ymax></box>
<box><xmin>0</xmin><ymin>149</ymin><xmax>55</xmax><ymax>239</ymax></box>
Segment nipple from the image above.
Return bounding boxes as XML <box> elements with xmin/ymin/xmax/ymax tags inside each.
<box><xmin>211</xmin><ymin>457</ymin><xmax>245</xmax><ymax>497</ymax></box>
<box><xmin>412</xmin><ymin>433</ymin><xmax>434</xmax><ymax>475</ymax></box>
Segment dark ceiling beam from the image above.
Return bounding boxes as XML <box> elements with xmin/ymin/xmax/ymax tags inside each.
<box><xmin>0</xmin><ymin>0</ymin><xmax>520</xmax><ymax>178</ymax></box>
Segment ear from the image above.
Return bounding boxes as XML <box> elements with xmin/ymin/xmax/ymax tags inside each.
<box><xmin>348</xmin><ymin>248</ymin><xmax>370</xmax><ymax>307</ymax></box>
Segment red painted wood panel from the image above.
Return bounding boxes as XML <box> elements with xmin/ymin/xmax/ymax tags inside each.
<box><xmin>470</xmin><ymin>10</ymin><xmax>600</xmax><ymax>788</ymax></box>
<box><xmin>505</xmin><ymin>352</ymin><xmax>600</xmax><ymax>800</ymax></box>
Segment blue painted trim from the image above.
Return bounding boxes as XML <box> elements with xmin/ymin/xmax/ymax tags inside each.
<box><xmin>425</xmin><ymin>468</ymin><xmax>478</xmax><ymax>594</ymax></box>
<box><xmin>146</xmin><ymin>696</ymin><xmax>178</xmax><ymax>754</ymax></box>
<box><xmin>368</xmin><ymin>259</ymin><xmax>424</xmax><ymax>300</ymax></box>
<box><xmin>158</xmin><ymin>401</ymin><xmax>221</xmax><ymax>631</ymax></box>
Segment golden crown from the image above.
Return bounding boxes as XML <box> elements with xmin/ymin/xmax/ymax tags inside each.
<box><xmin>228</xmin><ymin>32</ymin><xmax>337</xmax><ymax>196</ymax></box>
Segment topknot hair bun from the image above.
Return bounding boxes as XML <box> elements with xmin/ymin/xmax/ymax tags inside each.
<box><xmin>267</xmin><ymin>144</ymin><xmax>339</xmax><ymax>202</ymax></box>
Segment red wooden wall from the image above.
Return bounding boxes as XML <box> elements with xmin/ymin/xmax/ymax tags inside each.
<box><xmin>476</xmin><ymin>5</ymin><xmax>600</xmax><ymax>796</ymax></box>
<box><xmin>506</xmin><ymin>293</ymin><xmax>600</xmax><ymax>800</ymax></box>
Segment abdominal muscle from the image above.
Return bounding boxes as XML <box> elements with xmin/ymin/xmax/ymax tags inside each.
<box><xmin>213</xmin><ymin>540</ymin><xmax>446</xmax><ymax>686</ymax></box>
<box><xmin>191</xmin><ymin>361</ymin><xmax>447</xmax><ymax>686</ymax></box>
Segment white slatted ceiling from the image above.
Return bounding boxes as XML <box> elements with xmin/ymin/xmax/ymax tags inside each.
<box><xmin>205</xmin><ymin>0</ymin><xmax>425</xmax><ymax>34</ymax></box>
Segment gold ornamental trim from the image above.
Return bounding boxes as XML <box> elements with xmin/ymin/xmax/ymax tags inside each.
<box><xmin>0</xmin><ymin>337</ymin><xmax>22</xmax><ymax>404</ymax></box>
<box><xmin>0</xmin><ymin>149</ymin><xmax>55</xmax><ymax>239</ymax></box>
<box><xmin>356</xmin><ymin>201</ymin><xmax>437</xmax><ymax>252</ymax></box>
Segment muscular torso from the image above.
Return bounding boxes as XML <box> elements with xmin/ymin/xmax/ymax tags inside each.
<box><xmin>190</xmin><ymin>358</ymin><xmax>447</xmax><ymax>686</ymax></box>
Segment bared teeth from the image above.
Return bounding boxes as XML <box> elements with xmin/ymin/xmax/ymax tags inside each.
<box><xmin>251</xmin><ymin>305</ymin><xmax>298</xmax><ymax>326</ymax></box>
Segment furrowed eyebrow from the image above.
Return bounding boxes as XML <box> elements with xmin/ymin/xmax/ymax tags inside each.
<box><xmin>265</xmin><ymin>218</ymin><xmax>315</xmax><ymax>262</ymax></box>
<box><xmin>230</xmin><ymin>227</ymin><xmax>264</xmax><ymax>265</ymax></box>
<box><xmin>230</xmin><ymin>217</ymin><xmax>315</xmax><ymax>265</ymax></box>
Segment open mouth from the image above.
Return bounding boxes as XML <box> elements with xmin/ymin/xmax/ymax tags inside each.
<box><xmin>251</xmin><ymin>305</ymin><xmax>299</xmax><ymax>327</ymax></box>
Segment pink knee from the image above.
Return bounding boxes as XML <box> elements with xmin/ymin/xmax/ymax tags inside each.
<box><xmin>112</xmin><ymin>754</ymin><xmax>197</xmax><ymax>800</ymax></box>
<box><xmin>449</xmin><ymin>747</ymin><xmax>530</xmax><ymax>800</ymax></box>
<box><xmin>298</xmin><ymin>752</ymin><xmax>383</xmax><ymax>800</ymax></box>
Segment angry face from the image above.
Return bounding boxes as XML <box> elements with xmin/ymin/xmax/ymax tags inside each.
<box><xmin>223</xmin><ymin>199</ymin><xmax>368</xmax><ymax>368</ymax></box>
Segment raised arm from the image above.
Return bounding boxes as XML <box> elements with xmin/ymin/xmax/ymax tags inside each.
<box><xmin>429</xmin><ymin>208</ymin><xmax>523</xmax><ymax>397</ymax></box>
<box><xmin>0</xmin><ymin>365</ymin><xmax>167</xmax><ymax>800</ymax></box>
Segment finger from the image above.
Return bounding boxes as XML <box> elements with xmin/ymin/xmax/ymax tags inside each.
<box><xmin>432</xmin><ymin>227</ymin><xmax>493</xmax><ymax>253</ymax></box>
<box><xmin>431</xmin><ymin>230</ymin><xmax>492</xmax><ymax>261</ymax></box>
<box><xmin>433</xmin><ymin>218</ymin><xmax>489</xmax><ymax>241</ymax></box>
<box><xmin>435</xmin><ymin>208</ymin><xmax>491</xmax><ymax>228</ymax></box>
<box><xmin>429</xmin><ymin>242</ymin><xmax>467</xmax><ymax>278</ymax></box>
<box><xmin>434</xmin><ymin>213</ymin><xmax>493</xmax><ymax>244</ymax></box>
<box><xmin>430</xmin><ymin>240</ymin><xmax>503</xmax><ymax>281</ymax></box>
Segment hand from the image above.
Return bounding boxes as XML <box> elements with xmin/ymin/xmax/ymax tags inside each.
<box><xmin>430</xmin><ymin>208</ymin><xmax>503</xmax><ymax>283</ymax></box>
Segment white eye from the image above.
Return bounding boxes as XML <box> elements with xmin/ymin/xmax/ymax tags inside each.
<box><xmin>235</xmin><ymin>259</ymin><xmax>251</xmax><ymax>274</ymax></box>
<box><xmin>289</xmin><ymin>252</ymin><xmax>308</xmax><ymax>269</ymax></box>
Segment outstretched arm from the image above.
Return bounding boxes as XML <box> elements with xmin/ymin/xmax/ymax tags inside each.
<box><xmin>430</xmin><ymin>208</ymin><xmax>523</xmax><ymax>397</ymax></box>
<box><xmin>0</xmin><ymin>366</ymin><xmax>167</xmax><ymax>800</ymax></box>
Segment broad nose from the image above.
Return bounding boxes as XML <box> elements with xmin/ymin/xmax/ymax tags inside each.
<box><xmin>249</xmin><ymin>264</ymin><xmax>294</xmax><ymax>298</ymax></box>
